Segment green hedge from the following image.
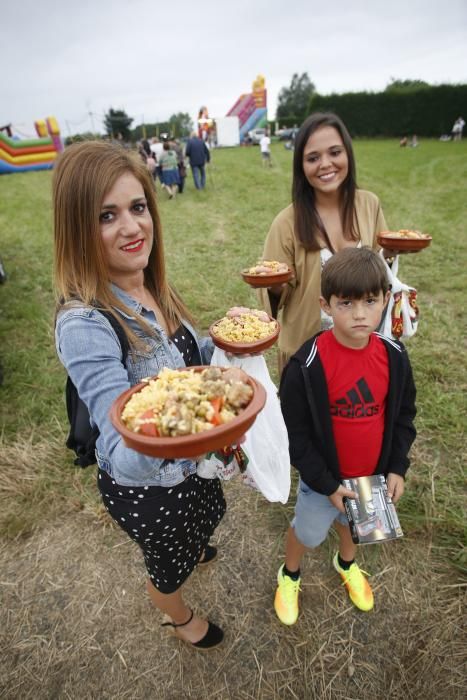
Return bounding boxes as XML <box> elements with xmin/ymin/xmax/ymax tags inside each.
<box><xmin>307</xmin><ymin>85</ymin><xmax>467</xmax><ymax>137</ymax></box>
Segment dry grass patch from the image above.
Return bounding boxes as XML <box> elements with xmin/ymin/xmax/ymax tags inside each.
<box><xmin>1</xmin><ymin>478</ymin><xmax>465</xmax><ymax>700</ymax></box>
<box><xmin>0</xmin><ymin>434</ymin><xmax>103</xmax><ymax>539</ymax></box>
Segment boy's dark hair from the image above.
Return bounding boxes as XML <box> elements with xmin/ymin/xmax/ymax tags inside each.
<box><xmin>321</xmin><ymin>247</ymin><xmax>389</xmax><ymax>302</ymax></box>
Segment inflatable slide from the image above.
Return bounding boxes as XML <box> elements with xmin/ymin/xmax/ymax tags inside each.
<box><xmin>0</xmin><ymin>117</ymin><xmax>63</xmax><ymax>174</ymax></box>
<box><xmin>226</xmin><ymin>75</ymin><xmax>267</xmax><ymax>142</ymax></box>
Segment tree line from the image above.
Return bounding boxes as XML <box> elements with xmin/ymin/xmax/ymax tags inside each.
<box><xmin>66</xmin><ymin>74</ymin><xmax>467</xmax><ymax>144</ymax></box>
<box><xmin>275</xmin><ymin>73</ymin><xmax>467</xmax><ymax>137</ymax></box>
<box><xmin>65</xmin><ymin>110</ymin><xmax>194</xmax><ymax>145</ymax></box>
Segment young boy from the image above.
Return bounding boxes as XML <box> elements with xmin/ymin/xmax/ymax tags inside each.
<box><xmin>274</xmin><ymin>247</ymin><xmax>416</xmax><ymax>624</ymax></box>
<box><xmin>260</xmin><ymin>129</ymin><xmax>272</xmax><ymax>167</ymax></box>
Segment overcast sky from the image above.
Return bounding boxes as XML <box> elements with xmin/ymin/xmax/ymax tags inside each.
<box><xmin>1</xmin><ymin>0</ymin><xmax>466</xmax><ymax>138</ymax></box>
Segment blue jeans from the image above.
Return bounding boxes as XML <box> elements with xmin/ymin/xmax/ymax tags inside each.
<box><xmin>191</xmin><ymin>164</ymin><xmax>206</xmax><ymax>189</ymax></box>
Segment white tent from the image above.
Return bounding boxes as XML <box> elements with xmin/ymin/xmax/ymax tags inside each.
<box><xmin>215</xmin><ymin>116</ymin><xmax>239</xmax><ymax>147</ymax></box>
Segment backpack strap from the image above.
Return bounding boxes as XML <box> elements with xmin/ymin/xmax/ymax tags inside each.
<box><xmin>65</xmin><ymin>308</ymin><xmax>130</xmax><ymax>467</ymax></box>
<box><xmin>99</xmin><ymin>309</ymin><xmax>130</xmax><ymax>364</ymax></box>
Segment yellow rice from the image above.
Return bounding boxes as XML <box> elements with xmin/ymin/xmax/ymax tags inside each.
<box><xmin>212</xmin><ymin>313</ymin><xmax>277</xmax><ymax>343</ymax></box>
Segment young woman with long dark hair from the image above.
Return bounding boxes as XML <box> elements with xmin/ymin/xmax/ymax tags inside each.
<box><xmin>259</xmin><ymin>112</ymin><xmax>389</xmax><ymax>372</ymax></box>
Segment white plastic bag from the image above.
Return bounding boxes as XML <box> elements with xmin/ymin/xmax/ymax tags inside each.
<box><xmin>380</xmin><ymin>253</ymin><xmax>419</xmax><ymax>340</ymax></box>
<box><xmin>205</xmin><ymin>348</ymin><xmax>291</xmax><ymax>503</ymax></box>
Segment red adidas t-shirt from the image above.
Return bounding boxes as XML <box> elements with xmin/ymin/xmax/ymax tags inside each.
<box><xmin>316</xmin><ymin>331</ymin><xmax>389</xmax><ymax>478</ymax></box>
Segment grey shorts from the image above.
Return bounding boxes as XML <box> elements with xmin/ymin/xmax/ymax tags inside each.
<box><xmin>292</xmin><ymin>479</ymin><xmax>348</xmax><ymax>548</ymax></box>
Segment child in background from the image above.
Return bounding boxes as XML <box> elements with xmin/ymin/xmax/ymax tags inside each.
<box><xmin>274</xmin><ymin>247</ymin><xmax>416</xmax><ymax>624</ymax></box>
<box><xmin>146</xmin><ymin>153</ymin><xmax>157</xmax><ymax>180</ymax></box>
<box><xmin>260</xmin><ymin>129</ymin><xmax>272</xmax><ymax>167</ymax></box>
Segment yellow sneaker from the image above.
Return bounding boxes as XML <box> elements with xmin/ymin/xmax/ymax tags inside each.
<box><xmin>333</xmin><ymin>552</ymin><xmax>374</xmax><ymax>611</ymax></box>
<box><xmin>274</xmin><ymin>564</ymin><xmax>301</xmax><ymax>625</ymax></box>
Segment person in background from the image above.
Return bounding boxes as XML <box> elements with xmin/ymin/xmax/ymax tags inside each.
<box><xmin>53</xmin><ymin>141</ymin><xmax>227</xmax><ymax>649</ymax></box>
<box><xmin>137</xmin><ymin>141</ymin><xmax>149</xmax><ymax>165</ymax></box>
<box><xmin>451</xmin><ymin>116</ymin><xmax>465</xmax><ymax>141</ymax></box>
<box><xmin>274</xmin><ymin>247</ymin><xmax>416</xmax><ymax>624</ymax></box>
<box><xmin>259</xmin><ymin>112</ymin><xmax>390</xmax><ymax>375</ymax></box>
<box><xmin>185</xmin><ymin>132</ymin><xmax>210</xmax><ymax>190</ymax></box>
<box><xmin>141</xmin><ymin>138</ymin><xmax>151</xmax><ymax>157</ymax></box>
<box><xmin>158</xmin><ymin>141</ymin><xmax>180</xmax><ymax>199</ymax></box>
<box><xmin>146</xmin><ymin>152</ymin><xmax>157</xmax><ymax>181</ymax></box>
<box><xmin>171</xmin><ymin>139</ymin><xmax>187</xmax><ymax>194</ymax></box>
<box><xmin>260</xmin><ymin>128</ymin><xmax>272</xmax><ymax>167</ymax></box>
<box><xmin>150</xmin><ymin>137</ymin><xmax>164</xmax><ymax>182</ymax></box>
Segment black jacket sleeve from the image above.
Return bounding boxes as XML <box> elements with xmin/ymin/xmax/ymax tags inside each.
<box><xmin>385</xmin><ymin>349</ymin><xmax>417</xmax><ymax>478</ymax></box>
<box><xmin>280</xmin><ymin>359</ymin><xmax>341</xmax><ymax>496</ymax></box>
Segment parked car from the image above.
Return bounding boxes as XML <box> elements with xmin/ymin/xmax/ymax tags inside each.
<box><xmin>277</xmin><ymin>127</ymin><xmax>299</xmax><ymax>142</ymax></box>
<box><xmin>248</xmin><ymin>128</ymin><xmax>267</xmax><ymax>145</ymax></box>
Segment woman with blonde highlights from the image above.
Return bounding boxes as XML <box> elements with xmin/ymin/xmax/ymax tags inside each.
<box><xmin>53</xmin><ymin>141</ymin><xmax>225</xmax><ymax>649</ymax></box>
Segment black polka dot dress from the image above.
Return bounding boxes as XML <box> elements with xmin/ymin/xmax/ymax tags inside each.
<box><xmin>98</xmin><ymin>323</ymin><xmax>225</xmax><ymax>594</ymax></box>
<box><xmin>98</xmin><ymin>470</ymin><xmax>226</xmax><ymax>594</ymax></box>
<box><xmin>170</xmin><ymin>323</ymin><xmax>201</xmax><ymax>366</ymax></box>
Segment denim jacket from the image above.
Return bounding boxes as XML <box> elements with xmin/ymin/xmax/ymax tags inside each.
<box><xmin>55</xmin><ymin>285</ymin><xmax>214</xmax><ymax>487</ymax></box>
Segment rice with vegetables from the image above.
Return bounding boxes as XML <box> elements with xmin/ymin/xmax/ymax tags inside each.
<box><xmin>121</xmin><ymin>366</ymin><xmax>253</xmax><ymax>437</ymax></box>
<box><xmin>244</xmin><ymin>260</ymin><xmax>289</xmax><ymax>275</ymax></box>
<box><xmin>212</xmin><ymin>307</ymin><xmax>277</xmax><ymax>343</ymax></box>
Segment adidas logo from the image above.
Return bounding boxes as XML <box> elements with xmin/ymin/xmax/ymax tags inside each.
<box><xmin>330</xmin><ymin>377</ymin><xmax>380</xmax><ymax>419</ymax></box>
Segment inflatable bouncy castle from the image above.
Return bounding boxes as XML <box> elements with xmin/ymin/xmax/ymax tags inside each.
<box><xmin>226</xmin><ymin>75</ymin><xmax>267</xmax><ymax>142</ymax></box>
<box><xmin>0</xmin><ymin>117</ymin><xmax>63</xmax><ymax>174</ymax></box>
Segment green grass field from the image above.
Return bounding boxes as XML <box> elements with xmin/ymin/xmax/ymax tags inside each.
<box><xmin>1</xmin><ymin>139</ymin><xmax>466</xmax><ymax>699</ymax></box>
<box><xmin>1</xmin><ymin>139</ymin><xmax>465</xmax><ymax>565</ymax></box>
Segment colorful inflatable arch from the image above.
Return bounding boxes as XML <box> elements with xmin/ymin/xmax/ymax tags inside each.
<box><xmin>226</xmin><ymin>75</ymin><xmax>267</xmax><ymax>142</ymax></box>
<box><xmin>0</xmin><ymin>117</ymin><xmax>63</xmax><ymax>174</ymax></box>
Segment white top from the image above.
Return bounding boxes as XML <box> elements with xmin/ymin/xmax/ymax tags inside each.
<box><xmin>150</xmin><ymin>142</ymin><xmax>164</xmax><ymax>160</ymax></box>
<box><xmin>260</xmin><ymin>135</ymin><xmax>271</xmax><ymax>153</ymax></box>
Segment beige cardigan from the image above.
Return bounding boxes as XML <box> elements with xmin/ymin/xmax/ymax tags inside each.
<box><xmin>258</xmin><ymin>190</ymin><xmax>388</xmax><ymax>365</ymax></box>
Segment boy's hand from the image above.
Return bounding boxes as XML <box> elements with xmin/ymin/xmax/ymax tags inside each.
<box><xmin>329</xmin><ymin>485</ymin><xmax>358</xmax><ymax>513</ymax></box>
<box><xmin>386</xmin><ymin>473</ymin><xmax>404</xmax><ymax>503</ymax></box>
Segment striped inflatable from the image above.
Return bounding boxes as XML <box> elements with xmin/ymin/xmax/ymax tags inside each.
<box><xmin>0</xmin><ymin>117</ymin><xmax>63</xmax><ymax>174</ymax></box>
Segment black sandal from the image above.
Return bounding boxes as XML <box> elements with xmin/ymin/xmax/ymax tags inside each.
<box><xmin>198</xmin><ymin>544</ymin><xmax>218</xmax><ymax>566</ymax></box>
<box><xmin>161</xmin><ymin>609</ymin><xmax>224</xmax><ymax>649</ymax></box>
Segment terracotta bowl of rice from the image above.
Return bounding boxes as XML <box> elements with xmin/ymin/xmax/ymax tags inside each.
<box><xmin>377</xmin><ymin>230</ymin><xmax>432</xmax><ymax>252</ymax></box>
<box><xmin>110</xmin><ymin>365</ymin><xmax>266</xmax><ymax>458</ymax></box>
<box><xmin>241</xmin><ymin>260</ymin><xmax>293</xmax><ymax>287</ymax></box>
<box><xmin>209</xmin><ymin>307</ymin><xmax>280</xmax><ymax>355</ymax></box>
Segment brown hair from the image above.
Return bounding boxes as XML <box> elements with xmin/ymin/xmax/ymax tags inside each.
<box><xmin>292</xmin><ymin>112</ymin><xmax>358</xmax><ymax>252</ymax></box>
<box><xmin>53</xmin><ymin>140</ymin><xmax>194</xmax><ymax>346</ymax></box>
<box><xmin>321</xmin><ymin>247</ymin><xmax>389</xmax><ymax>302</ymax></box>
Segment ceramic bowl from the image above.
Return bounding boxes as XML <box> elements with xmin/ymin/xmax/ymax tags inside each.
<box><xmin>209</xmin><ymin>316</ymin><xmax>280</xmax><ymax>355</ymax></box>
<box><xmin>377</xmin><ymin>231</ymin><xmax>432</xmax><ymax>252</ymax></box>
<box><xmin>110</xmin><ymin>366</ymin><xmax>267</xmax><ymax>458</ymax></box>
<box><xmin>241</xmin><ymin>268</ymin><xmax>293</xmax><ymax>288</ymax></box>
